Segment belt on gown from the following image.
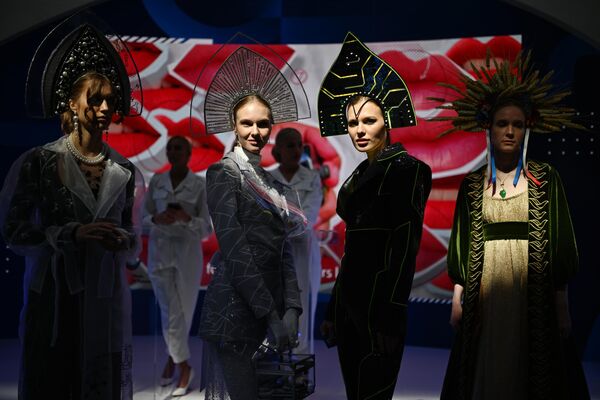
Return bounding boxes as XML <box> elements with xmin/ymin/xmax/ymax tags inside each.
<box><xmin>483</xmin><ymin>221</ymin><xmax>528</xmax><ymax>241</ymax></box>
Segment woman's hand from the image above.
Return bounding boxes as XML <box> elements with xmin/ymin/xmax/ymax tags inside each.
<box><xmin>153</xmin><ymin>210</ymin><xmax>176</xmax><ymax>225</ymax></box>
<box><xmin>74</xmin><ymin>222</ymin><xmax>129</xmax><ymax>252</ymax></box>
<box><xmin>374</xmin><ymin>332</ymin><xmax>402</xmax><ymax>356</ymax></box>
<box><xmin>450</xmin><ymin>301</ymin><xmax>463</xmax><ymax>331</ymax></box>
<box><xmin>100</xmin><ymin>227</ymin><xmax>130</xmax><ymax>252</ymax></box>
<box><xmin>170</xmin><ymin>208</ymin><xmax>192</xmax><ymax>223</ymax></box>
<box><xmin>450</xmin><ymin>283</ymin><xmax>464</xmax><ymax>331</ymax></box>
<box><xmin>556</xmin><ymin>288</ymin><xmax>572</xmax><ymax>339</ymax></box>
<box><xmin>320</xmin><ymin>320</ymin><xmax>336</xmax><ymax>346</ymax></box>
<box><xmin>267</xmin><ymin>311</ymin><xmax>289</xmax><ymax>351</ymax></box>
<box><xmin>75</xmin><ymin>222</ymin><xmax>118</xmax><ymax>243</ymax></box>
<box><xmin>282</xmin><ymin>308</ymin><xmax>300</xmax><ymax>348</ymax></box>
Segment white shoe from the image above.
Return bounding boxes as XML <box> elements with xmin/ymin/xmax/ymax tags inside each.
<box><xmin>159</xmin><ymin>376</ymin><xmax>174</xmax><ymax>387</ymax></box>
<box><xmin>172</xmin><ymin>368</ymin><xmax>194</xmax><ymax>397</ymax></box>
<box><xmin>128</xmin><ymin>260</ymin><xmax>152</xmax><ymax>290</ymax></box>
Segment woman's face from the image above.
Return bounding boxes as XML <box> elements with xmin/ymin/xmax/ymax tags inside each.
<box><xmin>490</xmin><ymin>105</ymin><xmax>526</xmax><ymax>156</ymax></box>
<box><xmin>346</xmin><ymin>98</ymin><xmax>388</xmax><ymax>154</ymax></box>
<box><xmin>70</xmin><ymin>79</ymin><xmax>116</xmax><ymax>134</ymax></box>
<box><xmin>234</xmin><ymin>100</ymin><xmax>272</xmax><ymax>154</ymax></box>
<box><xmin>276</xmin><ymin>133</ymin><xmax>303</xmax><ymax>169</ymax></box>
<box><xmin>166</xmin><ymin>138</ymin><xmax>191</xmax><ymax>168</ymax></box>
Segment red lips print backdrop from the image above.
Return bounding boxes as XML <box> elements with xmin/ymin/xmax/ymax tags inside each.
<box><xmin>112</xmin><ymin>35</ymin><xmax>520</xmax><ymax>299</ymax></box>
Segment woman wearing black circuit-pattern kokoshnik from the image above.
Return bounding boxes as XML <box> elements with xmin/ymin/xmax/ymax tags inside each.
<box><xmin>318</xmin><ymin>32</ymin><xmax>432</xmax><ymax>400</ymax></box>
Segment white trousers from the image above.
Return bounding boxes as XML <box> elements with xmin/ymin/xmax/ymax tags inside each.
<box><xmin>291</xmin><ymin>230</ymin><xmax>321</xmax><ymax>354</ymax></box>
<box><xmin>150</xmin><ymin>267</ymin><xmax>200</xmax><ymax>363</ymax></box>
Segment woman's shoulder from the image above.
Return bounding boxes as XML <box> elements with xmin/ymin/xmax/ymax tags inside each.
<box><xmin>148</xmin><ymin>171</ymin><xmax>168</xmax><ymax>186</ymax></box>
<box><xmin>35</xmin><ymin>137</ymin><xmax>70</xmax><ymax>159</ymax></box>
<box><xmin>206</xmin><ymin>155</ymin><xmax>242</xmax><ymax>185</ymax></box>
<box><xmin>106</xmin><ymin>145</ymin><xmax>133</xmax><ymax>167</ymax></box>
<box><xmin>455</xmin><ymin>166</ymin><xmax>486</xmax><ymax>192</ymax></box>
<box><xmin>527</xmin><ymin>159</ymin><xmax>554</xmax><ymax>172</ymax></box>
<box><xmin>187</xmin><ymin>170</ymin><xmax>206</xmax><ymax>182</ymax></box>
<box><xmin>23</xmin><ymin>145</ymin><xmax>49</xmax><ymax>161</ymax></box>
<box><xmin>297</xmin><ymin>165</ymin><xmax>320</xmax><ymax>181</ymax></box>
<box><xmin>20</xmin><ymin>143</ymin><xmax>59</xmax><ymax>168</ymax></box>
<box><xmin>388</xmin><ymin>150</ymin><xmax>432</xmax><ymax>177</ymax></box>
<box><xmin>381</xmin><ymin>144</ymin><xmax>422</xmax><ymax>167</ymax></box>
<box><xmin>208</xmin><ymin>155</ymin><xmax>238</xmax><ymax>172</ymax></box>
<box><xmin>3</xmin><ymin>147</ymin><xmax>48</xmax><ymax>185</ymax></box>
<box><xmin>526</xmin><ymin>160</ymin><xmax>563</xmax><ymax>185</ymax></box>
<box><xmin>464</xmin><ymin>165</ymin><xmax>486</xmax><ymax>179</ymax></box>
<box><xmin>185</xmin><ymin>171</ymin><xmax>207</xmax><ymax>189</ymax></box>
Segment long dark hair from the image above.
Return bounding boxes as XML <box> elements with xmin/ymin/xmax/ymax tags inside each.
<box><xmin>59</xmin><ymin>72</ymin><xmax>122</xmax><ymax>135</ymax></box>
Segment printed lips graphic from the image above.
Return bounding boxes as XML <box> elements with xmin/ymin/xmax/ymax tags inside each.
<box><xmin>379</xmin><ymin>49</ymin><xmax>485</xmax><ymax>175</ymax></box>
<box><xmin>170</xmin><ymin>44</ymin><xmax>295</xmax><ymax>91</ymax></box>
<box><xmin>108</xmin><ymin>42</ymin><xmax>167</xmax><ymax>158</ymax></box>
<box><xmin>113</xmin><ymin>42</ymin><xmax>318</xmax><ymax>287</ymax></box>
<box><xmin>446</xmin><ymin>36</ymin><xmax>521</xmax><ymax>77</ymax></box>
<box><xmin>115</xmin><ymin>37</ymin><xmax>520</xmax><ymax>296</ymax></box>
<box><xmin>377</xmin><ymin>38</ymin><xmax>519</xmax><ymax>295</ymax></box>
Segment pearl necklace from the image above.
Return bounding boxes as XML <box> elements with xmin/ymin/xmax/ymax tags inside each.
<box><xmin>65</xmin><ymin>134</ymin><xmax>106</xmax><ymax>165</ymax></box>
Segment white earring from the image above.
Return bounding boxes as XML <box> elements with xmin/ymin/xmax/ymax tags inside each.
<box><xmin>73</xmin><ymin>112</ymin><xmax>79</xmax><ymax>135</ymax></box>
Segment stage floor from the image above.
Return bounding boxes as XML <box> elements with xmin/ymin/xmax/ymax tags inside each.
<box><xmin>0</xmin><ymin>337</ymin><xmax>598</xmax><ymax>399</ymax></box>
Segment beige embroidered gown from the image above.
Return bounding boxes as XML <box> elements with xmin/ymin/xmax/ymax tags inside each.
<box><xmin>472</xmin><ymin>190</ymin><xmax>529</xmax><ymax>399</ymax></box>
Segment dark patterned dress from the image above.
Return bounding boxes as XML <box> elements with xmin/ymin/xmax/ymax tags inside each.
<box><xmin>2</xmin><ymin>137</ymin><xmax>138</xmax><ymax>400</ymax></box>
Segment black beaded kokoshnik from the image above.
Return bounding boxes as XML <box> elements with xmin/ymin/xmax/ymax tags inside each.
<box><xmin>204</xmin><ymin>46</ymin><xmax>298</xmax><ymax>134</ymax></box>
<box><xmin>318</xmin><ymin>32</ymin><xmax>417</xmax><ymax>137</ymax></box>
<box><xmin>42</xmin><ymin>24</ymin><xmax>131</xmax><ymax>117</ymax></box>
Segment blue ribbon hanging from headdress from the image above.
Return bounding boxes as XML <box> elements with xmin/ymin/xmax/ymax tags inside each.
<box><xmin>487</xmin><ymin>127</ymin><xmax>534</xmax><ymax>194</ymax></box>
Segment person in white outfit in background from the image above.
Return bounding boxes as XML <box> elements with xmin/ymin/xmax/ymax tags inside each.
<box><xmin>271</xmin><ymin>128</ymin><xmax>323</xmax><ymax>354</ymax></box>
<box><xmin>143</xmin><ymin>135</ymin><xmax>211</xmax><ymax>396</ymax></box>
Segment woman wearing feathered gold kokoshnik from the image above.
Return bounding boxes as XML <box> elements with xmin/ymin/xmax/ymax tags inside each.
<box><xmin>432</xmin><ymin>53</ymin><xmax>590</xmax><ymax>400</ymax></box>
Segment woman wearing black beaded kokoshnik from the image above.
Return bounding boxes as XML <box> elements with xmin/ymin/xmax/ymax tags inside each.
<box><xmin>0</xmin><ymin>16</ymin><xmax>143</xmax><ymax>400</ymax></box>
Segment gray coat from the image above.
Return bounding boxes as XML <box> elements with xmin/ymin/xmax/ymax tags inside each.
<box><xmin>2</xmin><ymin>137</ymin><xmax>138</xmax><ymax>399</ymax></box>
<box><xmin>198</xmin><ymin>148</ymin><xmax>302</xmax><ymax>344</ymax></box>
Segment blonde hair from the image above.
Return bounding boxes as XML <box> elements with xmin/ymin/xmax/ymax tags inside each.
<box><xmin>231</xmin><ymin>94</ymin><xmax>273</xmax><ymax>124</ymax></box>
